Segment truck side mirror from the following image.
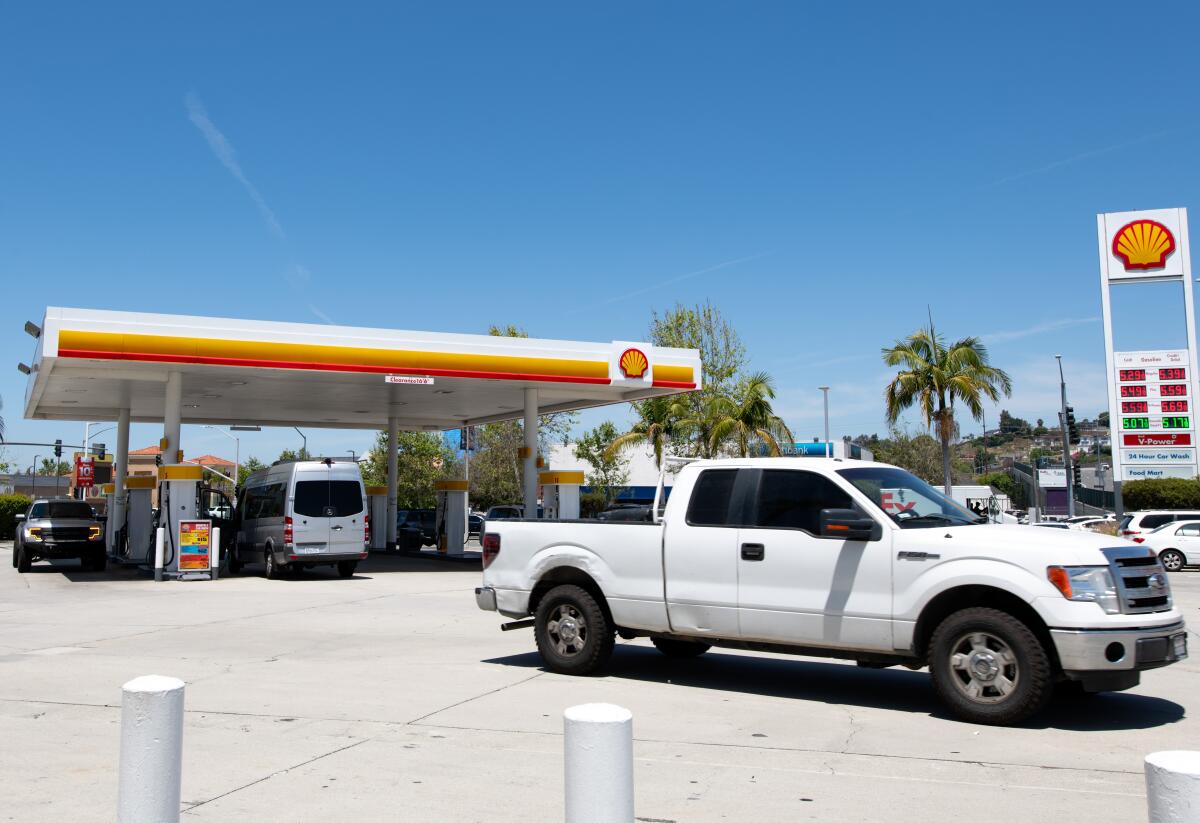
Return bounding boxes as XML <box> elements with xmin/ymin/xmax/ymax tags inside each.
<box><xmin>819</xmin><ymin>508</ymin><xmax>881</xmax><ymax>541</ymax></box>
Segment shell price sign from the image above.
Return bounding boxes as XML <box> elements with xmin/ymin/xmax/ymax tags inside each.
<box><xmin>178</xmin><ymin>520</ymin><xmax>213</xmax><ymax>572</ymax></box>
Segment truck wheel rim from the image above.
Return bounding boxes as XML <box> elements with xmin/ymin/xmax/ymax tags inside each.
<box><xmin>948</xmin><ymin>631</ymin><xmax>1019</xmax><ymax>704</ymax></box>
<box><xmin>1163</xmin><ymin>552</ymin><xmax>1183</xmax><ymax>571</ymax></box>
<box><xmin>547</xmin><ymin>604</ymin><xmax>587</xmax><ymax>657</ymax></box>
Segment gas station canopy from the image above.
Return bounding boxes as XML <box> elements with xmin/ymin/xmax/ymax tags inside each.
<box><xmin>22</xmin><ymin>307</ymin><xmax>702</xmax><ymax>430</ymax></box>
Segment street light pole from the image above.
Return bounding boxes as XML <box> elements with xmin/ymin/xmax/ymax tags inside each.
<box><xmin>30</xmin><ymin>455</ymin><xmax>41</xmax><ymax>497</ymax></box>
<box><xmin>204</xmin><ymin>426</ymin><xmax>239</xmax><ymax>490</ymax></box>
<box><xmin>819</xmin><ymin>387</ymin><xmax>831</xmax><ymax>458</ymax></box>
<box><xmin>1056</xmin><ymin>355</ymin><xmax>1076</xmax><ymax>518</ymax></box>
<box><xmin>294</xmin><ymin>427</ymin><xmax>307</xmax><ymax>459</ymax></box>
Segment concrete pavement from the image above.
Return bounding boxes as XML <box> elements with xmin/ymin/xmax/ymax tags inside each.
<box><xmin>0</xmin><ymin>543</ymin><xmax>1195</xmax><ymax>821</ymax></box>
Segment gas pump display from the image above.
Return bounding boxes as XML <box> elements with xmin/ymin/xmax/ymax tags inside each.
<box><xmin>178</xmin><ymin>520</ymin><xmax>213</xmax><ymax>571</ymax></box>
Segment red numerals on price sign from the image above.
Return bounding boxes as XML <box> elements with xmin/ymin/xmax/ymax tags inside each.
<box><xmin>1160</xmin><ymin>368</ymin><xmax>1188</xmax><ymax>381</ymax></box>
<box><xmin>1121</xmin><ymin>385</ymin><xmax>1148</xmax><ymax>397</ymax></box>
<box><xmin>1162</xmin><ymin>384</ymin><xmax>1189</xmax><ymax>397</ymax></box>
<box><xmin>1120</xmin><ymin>369</ymin><xmax>1147</xmax><ymax>382</ymax></box>
<box><xmin>1162</xmin><ymin>400</ymin><xmax>1190</xmax><ymax>413</ymax></box>
<box><xmin>1122</xmin><ymin>401</ymin><xmax>1149</xmax><ymax>413</ymax></box>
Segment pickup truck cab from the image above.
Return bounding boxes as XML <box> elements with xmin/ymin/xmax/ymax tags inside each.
<box><xmin>13</xmin><ymin>497</ymin><xmax>107</xmax><ymax>572</ymax></box>
<box><xmin>477</xmin><ymin>458</ymin><xmax>1187</xmax><ymax>725</ymax></box>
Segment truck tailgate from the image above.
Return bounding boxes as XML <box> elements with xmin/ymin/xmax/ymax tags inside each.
<box><xmin>482</xmin><ymin>520</ymin><xmax>667</xmax><ymax>630</ymax></box>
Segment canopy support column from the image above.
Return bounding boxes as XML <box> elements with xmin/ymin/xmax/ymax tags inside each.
<box><xmin>111</xmin><ymin>406</ymin><xmax>131</xmax><ymax>551</ymax></box>
<box><xmin>386</xmin><ymin>415</ymin><xmax>399</xmax><ymax>550</ymax></box>
<box><xmin>163</xmin><ymin>371</ymin><xmax>182</xmax><ymax>462</ymax></box>
<box><xmin>523</xmin><ymin>387</ymin><xmax>538</xmax><ymax>518</ymax></box>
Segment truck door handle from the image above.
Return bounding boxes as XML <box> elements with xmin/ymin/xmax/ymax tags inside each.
<box><xmin>331</xmin><ymin>525</ymin><xmax>343</xmax><ymax>531</ymax></box>
<box><xmin>741</xmin><ymin>543</ymin><xmax>765</xmax><ymax>561</ymax></box>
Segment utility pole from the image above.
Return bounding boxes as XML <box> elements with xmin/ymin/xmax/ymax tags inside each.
<box><xmin>819</xmin><ymin>387</ymin><xmax>831</xmax><ymax>458</ymax></box>
<box><xmin>293</xmin><ymin>427</ymin><xmax>307</xmax><ymax>459</ymax></box>
<box><xmin>1056</xmin><ymin>355</ymin><xmax>1076</xmax><ymax>518</ymax></box>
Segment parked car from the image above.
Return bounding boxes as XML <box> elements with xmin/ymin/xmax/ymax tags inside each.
<box><xmin>1119</xmin><ymin>510</ymin><xmax>1200</xmax><ymax>538</ymax></box>
<box><xmin>477</xmin><ymin>458</ymin><xmax>1186</xmax><ymax>725</ymax></box>
<box><xmin>13</xmin><ymin>498</ymin><xmax>107</xmax><ymax>572</ymax></box>
<box><xmin>467</xmin><ymin>513</ymin><xmax>484</xmax><ymax>538</ymax></box>
<box><xmin>231</xmin><ymin>459</ymin><xmax>368</xmax><ymax>578</ymax></box>
<box><xmin>1133</xmin><ymin>520</ymin><xmax>1200</xmax><ymax>572</ymax></box>
<box><xmin>398</xmin><ymin>509</ymin><xmax>437</xmax><ymax>547</ymax></box>
<box><xmin>597</xmin><ymin>505</ymin><xmax>653</xmax><ymax>522</ymax></box>
<box><xmin>485</xmin><ymin>504</ymin><xmax>543</xmax><ymax>520</ymax></box>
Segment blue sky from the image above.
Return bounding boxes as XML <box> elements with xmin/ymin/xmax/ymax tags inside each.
<box><xmin>4</xmin><ymin>2</ymin><xmax>1200</xmax><ymax>469</ymax></box>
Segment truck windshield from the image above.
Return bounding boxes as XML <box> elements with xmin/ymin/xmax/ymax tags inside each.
<box><xmin>29</xmin><ymin>501</ymin><xmax>95</xmax><ymax>519</ymax></box>
<box><xmin>837</xmin><ymin>467</ymin><xmax>983</xmax><ymax>528</ymax></box>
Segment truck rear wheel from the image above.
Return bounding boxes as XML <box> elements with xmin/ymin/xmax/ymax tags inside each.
<box><xmin>534</xmin><ymin>584</ymin><xmax>614</xmax><ymax>676</ymax></box>
<box><xmin>652</xmin><ymin>637</ymin><xmax>711</xmax><ymax>658</ymax></box>
<box><xmin>928</xmin><ymin>607</ymin><xmax>1052</xmax><ymax>725</ymax></box>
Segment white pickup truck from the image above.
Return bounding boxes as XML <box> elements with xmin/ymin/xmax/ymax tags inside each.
<box><xmin>477</xmin><ymin>458</ymin><xmax>1187</xmax><ymax>724</ymax></box>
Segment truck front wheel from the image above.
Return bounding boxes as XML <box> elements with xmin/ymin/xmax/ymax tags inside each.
<box><xmin>928</xmin><ymin>607</ymin><xmax>1053</xmax><ymax>725</ymax></box>
<box><xmin>534</xmin><ymin>584</ymin><xmax>614</xmax><ymax>676</ymax></box>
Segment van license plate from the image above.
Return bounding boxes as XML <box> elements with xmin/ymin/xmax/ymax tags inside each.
<box><xmin>295</xmin><ymin>546</ymin><xmax>323</xmax><ymax>555</ymax></box>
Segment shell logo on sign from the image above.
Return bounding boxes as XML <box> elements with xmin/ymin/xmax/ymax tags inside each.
<box><xmin>1113</xmin><ymin>220</ymin><xmax>1176</xmax><ymax>271</ymax></box>
<box><xmin>618</xmin><ymin>348</ymin><xmax>649</xmax><ymax>379</ymax></box>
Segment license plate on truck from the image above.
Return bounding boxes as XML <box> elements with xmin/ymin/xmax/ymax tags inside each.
<box><xmin>295</xmin><ymin>546</ymin><xmax>324</xmax><ymax>555</ymax></box>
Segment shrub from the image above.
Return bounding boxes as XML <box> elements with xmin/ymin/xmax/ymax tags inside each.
<box><xmin>1121</xmin><ymin>478</ymin><xmax>1200</xmax><ymax>511</ymax></box>
<box><xmin>0</xmin><ymin>494</ymin><xmax>31</xmax><ymax>540</ymax></box>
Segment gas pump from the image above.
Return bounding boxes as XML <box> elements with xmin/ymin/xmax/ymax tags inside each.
<box><xmin>434</xmin><ymin>480</ymin><xmax>469</xmax><ymax>556</ymax></box>
<box><xmin>122</xmin><ymin>477</ymin><xmax>156</xmax><ymax>564</ymax></box>
<box><xmin>538</xmin><ymin>471</ymin><xmax>583</xmax><ymax>520</ymax></box>
<box><xmin>365</xmin><ymin>485</ymin><xmax>388</xmax><ymax>551</ymax></box>
<box><xmin>156</xmin><ymin>464</ymin><xmax>214</xmax><ymax>580</ymax></box>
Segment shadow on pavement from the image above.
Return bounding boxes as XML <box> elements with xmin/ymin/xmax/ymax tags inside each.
<box><xmin>485</xmin><ymin>644</ymin><xmax>1185</xmax><ymax>731</ymax></box>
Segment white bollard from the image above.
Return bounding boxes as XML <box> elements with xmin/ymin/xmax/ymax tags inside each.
<box><xmin>210</xmin><ymin>527</ymin><xmax>220</xmax><ymax>580</ymax></box>
<box><xmin>153</xmin><ymin>527</ymin><xmax>165</xmax><ymax>582</ymax></box>
<box><xmin>564</xmin><ymin>703</ymin><xmax>634</xmax><ymax>823</ymax></box>
<box><xmin>1146</xmin><ymin>751</ymin><xmax>1200</xmax><ymax>822</ymax></box>
<box><xmin>118</xmin><ymin>675</ymin><xmax>185</xmax><ymax>823</ymax></box>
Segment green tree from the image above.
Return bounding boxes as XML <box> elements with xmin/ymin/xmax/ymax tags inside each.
<box><xmin>238</xmin><ymin>456</ymin><xmax>265</xmax><ymax>486</ymax></box>
<box><xmin>37</xmin><ymin>458</ymin><xmax>70</xmax><ymax>476</ymax></box>
<box><xmin>573</xmin><ymin>422</ymin><xmax>630</xmax><ymax>506</ymax></box>
<box><xmin>883</xmin><ymin>320</ymin><xmax>1012</xmax><ymax>494</ymax></box>
<box><xmin>277</xmin><ymin>447</ymin><xmax>311</xmax><ymax>461</ymax></box>
<box><xmin>975</xmin><ymin>470</ymin><xmax>1027</xmax><ymax>509</ymax></box>
<box><xmin>607</xmin><ymin>394</ymin><xmax>681</xmax><ymax>467</ymax></box>
<box><xmin>707</xmin><ymin>371</ymin><xmax>794</xmax><ymax>457</ymax></box>
<box><xmin>362</xmin><ymin>430</ymin><xmax>458</xmax><ymax>508</ymax></box>
<box><xmin>871</xmin><ymin>428</ymin><xmax>945</xmax><ymax>484</ymax></box>
<box><xmin>1098</xmin><ymin>411</ymin><xmax>1110</xmax><ymax>428</ymax></box>
<box><xmin>469</xmin><ymin>420</ymin><xmax>525</xmax><ymax>510</ymax></box>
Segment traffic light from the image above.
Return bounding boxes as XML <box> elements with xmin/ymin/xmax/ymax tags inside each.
<box><xmin>1066</xmin><ymin>406</ymin><xmax>1080</xmax><ymax>445</ymax></box>
<box><xmin>54</xmin><ymin>439</ymin><xmax>62</xmax><ymax>458</ymax></box>
<box><xmin>93</xmin><ymin>443</ymin><xmax>106</xmax><ymax>460</ymax></box>
<box><xmin>1072</xmin><ymin>463</ymin><xmax>1082</xmax><ymax>487</ymax></box>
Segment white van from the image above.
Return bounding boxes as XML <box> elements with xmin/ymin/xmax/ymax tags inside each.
<box><xmin>231</xmin><ymin>459</ymin><xmax>368</xmax><ymax>579</ymax></box>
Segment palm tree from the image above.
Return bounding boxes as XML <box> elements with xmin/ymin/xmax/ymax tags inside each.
<box><xmin>707</xmin><ymin>371</ymin><xmax>794</xmax><ymax>457</ymax></box>
<box><xmin>606</xmin><ymin>395</ymin><xmax>680</xmax><ymax>467</ymax></box>
<box><xmin>882</xmin><ymin>321</ymin><xmax>1011</xmax><ymax>494</ymax></box>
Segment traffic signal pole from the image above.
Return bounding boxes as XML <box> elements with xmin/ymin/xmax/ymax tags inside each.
<box><xmin>1056</xmin><ymin>355</ymin><xmax>1076</xmax><ymax>518</ymax></box>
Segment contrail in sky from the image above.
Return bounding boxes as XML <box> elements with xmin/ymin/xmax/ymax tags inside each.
<box><xmin>585</xmin><ymin>251</ymin><xmax>773</xmax><ymax>311</ymax></box>
<box><xmin>185</xmin><ymin>92</ymin><xmax>285</xmax><ymax>239</ymax></box>
<box><xmin>983</xmin><ymin>128</ymin><xmax>1187</xmax><ymax>189</ymax></box>
<box><xmin>982</xmin><ymin>316</ymin><xmax>1099</xmax><ymax>343</ymax></box>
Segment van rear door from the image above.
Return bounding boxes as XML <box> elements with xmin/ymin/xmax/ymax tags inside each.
<box><xmin>292</xmin><ymin>469</ymin><xmax>364</xmax><ymax>556</ymax></box>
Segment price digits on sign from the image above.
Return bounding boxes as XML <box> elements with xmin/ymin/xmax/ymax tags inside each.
<box><xmin>1163</xmin><ymin>416</ymin><xmax>1191</xmax><ymax>429</ymax></box>
<box><xmin>1123</xmin><ymin>417</ymin><xmax>1150</xmax><ymax>429</ymax></box>
<box><xmin>1122</xmin><ymin>401</ymin><xmax>1149</xmax><ymax>413</ymax></box>
<box><xmin>1160</xmin><ymin>368</ymin><xmax>1187</xmax><ymax>381</ymax></box>
<box><xmin>1120</xmin><ymin>369</ymin><xmax>1147</xmax><ymax>382</ymax></box>
<box><xmin>1121</xmin><ymin>385</ymin><xmax>1148</xmax><ymax>397</ymax></box>
<box><xmin>1162</xmin><ymin>384</ymin><xmax>1188</xmax><ymax>397</ymax></box>
<box><xmin>1162</xmin><ymin>400</ymin><xmax>1189</xmax><ymax>413</ymax></box>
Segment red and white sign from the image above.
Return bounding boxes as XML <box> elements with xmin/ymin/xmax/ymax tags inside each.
<box><xmin>1124</xmin><ymin>433</ymin><xmax>1192</xmax><ymax>447</ymax></box>
<box><xmin>74</xmin><ymin>457</ymin><xmax>94</xmax><ymax>488</ymax></box>
<box><xmin>384</xmin><ymin>375</ymin><xmax>435</xmax><ymax>385</ymax></box>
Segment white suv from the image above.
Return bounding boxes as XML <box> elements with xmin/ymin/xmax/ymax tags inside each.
<box><xmin>1119</xmin><ymin>510</ymin><xmax>1200</xmax><ymax>538</ymax></box>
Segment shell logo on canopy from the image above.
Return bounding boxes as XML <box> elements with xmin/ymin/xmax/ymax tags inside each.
<box><xmin>1113</xmin><ymin>219</ymin><xmax>1176</xmax><ymax>271</ymax></box>
<box><xmin>618</xmin><ymin>348</ymin><xmax>649</xmax><ymax>379</ymax></box>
